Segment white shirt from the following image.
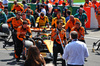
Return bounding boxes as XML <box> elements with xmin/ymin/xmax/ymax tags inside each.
<box><xmin>41</xmin><ymin>8</ymin><xmax>46</xmax><ymax>16</ymax></box>
<box><xmin>47</xmin><ymin>3</ymin><xmax>52</xmax><ymax>8</ymax></box>
<box><xmin>62</xmin><ymin>40</ymin><xmax>89</xmax><ymax>65</ymax></box>
<box><xmin>3</xmin><ymin>0</ymin><xmax>8</xmax><ymax>7</ymax></box>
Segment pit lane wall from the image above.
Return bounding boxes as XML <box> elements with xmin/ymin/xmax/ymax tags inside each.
<box><xmin>8</xmin><ymin>3</ymin><xmax>98</xmax><ymax>28</ymax></box>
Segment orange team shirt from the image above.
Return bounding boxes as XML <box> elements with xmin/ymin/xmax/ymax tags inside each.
<box><xmin>92</xmin><ymin>1</ymin><xmax>99</xmax><ymax>8</ymax></box>
<box><xmin>51</xmin><ymin>28</ymin><xmax>66</xmax><ymax>44</ymax></box>
<box><xmin>0</xmin><ymin>5</ymin><xmax>4</xmax><ymax>10</ymax></box>
<box><xmin>24</xmin><ymin>8</ymin><xmax>34</xmax><ymax>15</ymax></box>
<box><xmin>11</xmin><ymin>5</ymin><xmax>24</xmax><ymax>13</ymax></box>
<box><xmin>71</xmin><ymin>26</ymin><xmax>85</xmax><ymax>40</ymax></box>
<box><xmin>23</xmin><ymin>18</ymin><xmax>31</xmax><ymax>25</ymax></box>
<box><xmin>96</xmin><ymin>2</ymin><xmax>100</xmax><ymax>7</ymax></box>
<box><xmin>65</xmin><ymin>18</ymin><xmax>81</xmax><ymax>30</ymax></box>
<box><xmin>17</xmin><ymin>25</ymin><xmax>32</xmax><ymax>41</ymax></box>
<box><xmin>7</xmin><ymin>17</ymin><xmax>23</xmax><ymax>30</ymax></box>
<box><xmin>96</xmin><ymin>6</ymin><xmax>100</xmax><ymax>14</ymax></box>
<box><xmin>84</xmin><ymin>1</ymin><xmax>93</xmax><ymax>7</ymax></box>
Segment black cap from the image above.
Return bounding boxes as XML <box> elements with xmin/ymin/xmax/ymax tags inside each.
<box><xmin>55</xmin><ymin>2</ymin><xmax>58</xmax><ymax>5</ymax></box>
<box><xmin>63</xmin><ymin>2</ymin><xmax>66</xmax><ymax>5</ymax></box>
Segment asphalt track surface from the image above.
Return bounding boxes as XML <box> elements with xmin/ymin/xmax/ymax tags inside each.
<box><xmin>0</xmin><ymin>29</ymin><xmax>100</xmax><ymax>66</ymax></box>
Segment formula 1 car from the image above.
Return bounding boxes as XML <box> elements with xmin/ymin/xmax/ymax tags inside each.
<box><xmin>0</xmin><ymin>23</ymin><xmax>12</xmax><ymax>48</ymax></box>
<box><xmin>92</xmin><ymin>40</ymin><xmax>100</xmax><ymax>52</ymax></box>
<box><xmin>31</xmin><ymin>27</ymin><xmax>63</xmax><ymax>62</ymax></box>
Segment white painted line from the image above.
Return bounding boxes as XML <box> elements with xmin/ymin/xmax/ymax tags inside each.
<box><xmin>85</xmin><ymin>36</ymin><xmax>100</xmax><ymax>40</ymax></box>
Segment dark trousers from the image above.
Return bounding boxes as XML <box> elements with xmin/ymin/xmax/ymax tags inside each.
<box><xmin>53</xmin><ymin>43</ymin><xmax>65</xmax><ymax>66</ymax></box>
<box><xmin>12</xmin><ymin>30</ymin><xmax>17</xmax><ymax>51</ymax></box>
<box><xmin>15</xmin><ymin>38</ymin><xmax>23</xmax><ymax>59</ymax></box>
<box><xmin>67</xmin><ymin>64</ymin><xmax>84</xmax><ymax>66</ymax></box>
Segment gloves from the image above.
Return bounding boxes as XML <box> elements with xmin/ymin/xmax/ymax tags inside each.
<box><xmin>22</xmin><ymin>39</ymin><xmax>25</xmax><ymax>45</ymax></box>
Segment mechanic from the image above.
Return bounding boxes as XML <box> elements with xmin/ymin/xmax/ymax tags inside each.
<box><xmin>7</xmin><ymin>11</ymin><xmax>23</xmax><ymax>55</ymax></box>
<box><xmin>22</xmin><ymin>13</ymin><xmax>31</xmax><ymax>27</ymax></box>
<box><xmin>36</xmin><ymin>12</ymin><xmax>49</xmax><ymax>28</ymax></box>
<box><xmin>84</xmin><ymin>0</ymin><xmax>93</xmax><ymax>7</ymax></box>
<box><xmin>24</xmin><ymin>6</ymin><xmax>34</xmax><ymax>15</ymax></box>
<box><xmin>51</xmin><ymin>19</ymin><xmax>67</xmax><ymax>66</ymax></box>
<box><xmin>35</xmin><ymin>0</ymin><xmax>41</xmax><ymax>13</ymax></box>
<box><xmin>62</xmin><ymin>2</ymin><xmax>68</xmax><ymax>17</ymax></box>
<box><xmin>96</xmin><ymin>5</ymin><xmax>100</xmax><ymax>30</ymax></box>
<box><xmin>51</xmin><ymin>12</ymin><xmax>66</xmax><ymax>28</ymax></box>
<box><xmin>0</xmin><ymin>1</ymin><xmax>4</xmax><ymax>10</ymax></box>
<box><xmin>16</xmin><ymin>21</ymin><xmax>32</xmax><ymax>62</ymax></box>
<box><xmin>51</xmin><ymin>2</ymin><xmax>61</xmax><ymax>17</ymax></box>
<box><xmin>71</xmin><ymin>22</ymin><xmax>85</xmax><ymax>43</ymax></box>
<box><xmin>11</xmin><ymin>1</ymin><xmax>24</xmax><ymax>13</ymax></box>
<box><xmin>4</xmin><ymin>9</ymin><xmax>16</xmax><ymax>19</ymax></box>
<box><xmin>65</xmin><ymin>15</ymin><xmax>81</xmax><ymax>35</ymax></box>
<box><xmin>0</xmin><ymin>9</ymin><xmax>7</xmax><ymax>24</ymax></box>
<box><xmin>0</xmin><ymin>8</ymin><xmax>7</xmax><ymax>32</ymax></box>
<box><xmin>74</xmin><ymin>8</ymin><xmax>88</xmax><ymax>34</ymax></box>
<box><xmin>26</xmin><ymin>9</ymin><xmax>35</xmax><ymax>27</ymax></box>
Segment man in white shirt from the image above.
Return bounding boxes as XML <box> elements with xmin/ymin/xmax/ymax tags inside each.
<box><xmin>62</xmin><ymin>31</ymin><xmax>89</xmax><ymax>66</ymax></box>
<box><xmin>40</xmin><ymin>4</ymin><xmax>46</xmax><ymax>16</ymax></box>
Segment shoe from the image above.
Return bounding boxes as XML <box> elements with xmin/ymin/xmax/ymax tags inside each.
<box><xmin>16</xmin><ymin>58</ymin><xmax>20</xmax><ymax>62</ymax></box>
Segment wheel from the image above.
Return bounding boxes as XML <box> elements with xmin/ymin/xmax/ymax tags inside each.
<box><xmin>93</xmin><ymin>42</ymin><xmax>100</xmax><ymax>50</ymax></box>
<box><xmin>3</xmin><ymin>45</ymin><xmax>6</xmax><ymax>48</ymax></box>
<box><xmin>22</xmin><ymin>54</ymin><xmax>26</xmax><ymax>60</ymax></box>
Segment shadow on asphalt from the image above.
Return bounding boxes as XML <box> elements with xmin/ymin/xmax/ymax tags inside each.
<box><xmin>91</xmin><ymin>29</ymin><xmax>100</xmax><ymax>32</ymax></box>
<box><xmin>95</xmin><ymin>51</ymin><xmax>100</xmax><ymax>55</ymax></box>
<box><xmin>0</xmin><ymin>52</ymin><xmax>24</xmax><ymax>66</ymax></box>
<box><xmin>0</xmin><ymin>57</ymin><xmax>24</xmax><ymax>66</ymax></box>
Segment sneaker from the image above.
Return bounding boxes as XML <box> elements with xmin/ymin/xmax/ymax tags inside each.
<box><xmin>16</xmin><ymin>58</ymin><xmax>20</xmax><ymax>62</ymax></box>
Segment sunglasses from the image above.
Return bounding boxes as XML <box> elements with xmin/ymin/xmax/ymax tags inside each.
<box><xmin>58</xmin><ymin>23</ymin><xmax>63</xmax><ymax>25</ymax></box>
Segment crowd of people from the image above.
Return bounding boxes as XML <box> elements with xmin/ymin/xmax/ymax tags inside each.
<box><xmin>1</xmin><ymin>0</ymin><xmax>98</xmax><ymax>66</ymax></box>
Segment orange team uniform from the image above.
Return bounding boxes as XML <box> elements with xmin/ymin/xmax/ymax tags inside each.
<box><xmin>23</xmin><ymin>19</ymin><xmax>31</xmax><ymax>25</ymax></box>
<box><xmin>71</xmin><ymin>26</ymin><xmax>85</xmax><ymax>40</ymax></box>
<box><xmin>92</xmin><ymin>1</ymin><xmax>99</xmax><ymax>8</ymax></box>
<box><xmin>7</xmin><ymin>17</ymin><xmax>23</xmax><ymax>30</ymax></box>
<box><xmin>96</xmin><ymin>2</ymin><xmax>100</xmax><ymax>7</ymax></box>
<box><xmin>51</xmin><ymin>28</ymin><xmax>66</xmax><ymax>44</ymax></box>
<box><xmin>96</xmin><ymin>6</ymin><xmax>100</xmax><ymax>28</ymax></box>
<box><xmin>65</xmin><ymin>18</ymin><xmax>81</xmax><ymax>31</ymax></box>
<box><xmin>0</xmin><ymin>5</ymin><xmax>4</xmax><ymax>10</ymax></box>
<box><xmin>24</xmin><ymin>8</ymin><xmax>34</xmax><ymax>15</ymax></box>
<box><xmin>84</xmin><ymin>1</ymin><xmax>93</xmax><ymax>7</ymax></box>
<box><xmin>17</xmin><ymin>25</ymin><xmax>32</xmax><ymax>41</ymax></box>
<box><xmin>11</xmin><ymin>5</ymin><xmax>24</xmax><ymax>13</ymax></box>
<box><xmin>51</xmin><ymin>17</ymin><xmax>66</xmax><ymax>28</ymax></box>
<box><xmin>59</xmin><ymin>0</ymin><xmax>64</xmax><ymax>5</ymax></box>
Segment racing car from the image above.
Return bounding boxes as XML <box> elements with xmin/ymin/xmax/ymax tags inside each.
<box><xmin>0</xmin><ymin>23</ymin><xmax>12</xmax><ymax>48</ymax></box>
<box><xmin>92</xmin><ymin>40</ymin><xmax>100</xmax><ymax>52</ymax></box>
<box><xmin>30</xmin><ymin>27</ymin><xmax>64</xmax><ymax>62</ymax></box>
